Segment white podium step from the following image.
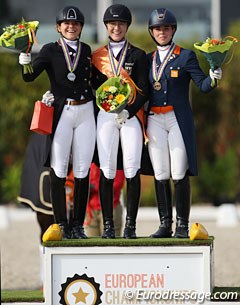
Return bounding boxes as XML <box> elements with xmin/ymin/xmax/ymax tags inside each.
<box><xmin>43</xmin><ymin>239</ymin><xmax>214</xmax><ymax>305</ymax></box>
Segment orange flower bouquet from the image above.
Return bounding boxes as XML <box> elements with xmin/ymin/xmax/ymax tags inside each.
<box><xmin>96</xmin><ymin>77</ymin><xmax>132</xmax><ymax>113</ymax></box>
<box><xmin>0</xmin><ymin>18</ymin><xmax>39</xmax><ymax>73</ymax></box>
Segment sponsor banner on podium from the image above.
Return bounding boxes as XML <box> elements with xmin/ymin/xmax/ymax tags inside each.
<box><xmin>44</xmin><ymin>246</ymin><xmax>213</xmax><ymax>304</ymax></box>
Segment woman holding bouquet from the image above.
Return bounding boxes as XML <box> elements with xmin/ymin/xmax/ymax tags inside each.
<box><xmin>92</xmin><ymin>4</ymin><xmax>149</xmax><ymax>239</ymax></box>
<box><xmin>146</xmin><ymin>8</ymin><xmax>222</xmax><ymax>238</ymax></box>
<box><xmin>19</xmin><ymin>6</ymin><xmax>96</xmax><ymax>239</ymax></box>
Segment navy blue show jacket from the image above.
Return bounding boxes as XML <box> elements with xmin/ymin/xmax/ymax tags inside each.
<box><xmin>147</xmin><ymin>45</ymin><xmax>215</xmax><ymax>176</ymax></box>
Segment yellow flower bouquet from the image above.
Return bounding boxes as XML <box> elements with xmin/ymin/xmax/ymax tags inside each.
<box><xmin>194</xmin><ymin>36</ymin><xmax>238</xmax><ymax>70</ymax></box>
<box><xmin>96</xmin><ymin>77</ymin><xmax>132</xmax><ymax>113</ymax></box>
<box><xmin>0</xmin><ymin>17</ymin><xmax>39</xmax><ymax>73</ymax></box>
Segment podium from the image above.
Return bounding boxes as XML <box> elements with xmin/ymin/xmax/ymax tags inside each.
<box><xmin>43</xmin><ymin>238</ymin><xmax>214</xmax><ymax>305</ymax></box>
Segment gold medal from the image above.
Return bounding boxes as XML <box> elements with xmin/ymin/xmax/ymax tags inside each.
<box><xmin>153</xmin><ymin>81</ymin><xmax>161</xmax><ymax>91</ymax></box>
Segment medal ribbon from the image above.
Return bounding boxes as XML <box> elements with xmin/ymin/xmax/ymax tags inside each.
<box><xmin>108</xmin><ymin>40</ymin><xmax>129</xmax><ymax>76</ymax></box>
<box><xmin>152</xmin><ymin>42</ymin><xmax>175</xmax><ymax>82</ymax></box>
<box><xmin>92</xmin><ymin>45</ymin><xmax>143</xmax><ymax>104</ymax></box>
<box><xmin>59</xmin><ymin>37</ymin><xmax>82</xmax><ymax>73</ymax></box>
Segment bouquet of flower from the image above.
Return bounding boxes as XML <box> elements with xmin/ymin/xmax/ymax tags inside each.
<box><xmin>194</xmin><ymin>36</ymin><xmax>238</xmax><ymax>71</ymax></box>
<box><xmin>0</xmin><ymin>17</ymin><xmax>39</xmax><ymax>73</ymax></box>
<box><xmin>96</xmin><ymin>77</ymin><xmax>132</xmax><ymax>113</ymax></box>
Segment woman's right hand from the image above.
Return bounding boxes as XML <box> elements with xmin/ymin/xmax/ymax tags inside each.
<box><xmin>19</xmin><ymin>52</ymin><xmax>31</xmax><ymax>65</ymax></box>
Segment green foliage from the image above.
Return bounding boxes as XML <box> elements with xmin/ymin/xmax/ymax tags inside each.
<box><xmin>0</xmin><ymin>161</ymin><xmax>22</xmax><ymax>202</ymax></box>
<box><xmin>197</xmin><ymin>148</ymin><xmax>238</xmax><ymax>203</ymax></box>
<box><xmin>0</xmin><ymin>51</ymin><xmax>49</xmax><ymax>202</ymax></box>
<box><xmin>140</xmin><ymin>176</ymin><xmax>156</xmax><ymax>207</ymax></box>
<box><xmin>127</xmin><ymin>26</ymin><xmax>155</xmax><ymax>53</ymax></box>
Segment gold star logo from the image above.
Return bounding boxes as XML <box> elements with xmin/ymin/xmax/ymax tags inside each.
<box><xmin>72</xmin><ymin>287</ymin><xmax>89</xmax><ymax>304</ymax></box>
<box><xmin>59</xmin><ymin>274</ymin><xmax>102</xmax><ymax>305</ymax></box>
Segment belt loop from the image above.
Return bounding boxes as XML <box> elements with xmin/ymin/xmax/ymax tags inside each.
<box><xmin>67</xmin><ymin>100</ymin><xmax>70</xmax><ymax>110</ymax></box>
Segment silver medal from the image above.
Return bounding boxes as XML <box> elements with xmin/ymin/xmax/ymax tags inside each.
<box><xmin>67</xmin><ymin>72</ymin><xmax>76</xmax><ymax>82</ymax></box>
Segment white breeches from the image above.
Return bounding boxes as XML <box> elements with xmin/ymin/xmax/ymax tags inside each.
<box><xmin>50</xmin><ymin>101</ymin><xmax>96</xmax><ymax>178</ymax></box>
<box><xmin>97</xmin><ymin>110</ymin><xmax>142</xmax><ymax>179</ymax></box>
<box><xmin>147</xmin><ymin>110</ymin><xmax>188</xmax><ymax>180</ymax></box>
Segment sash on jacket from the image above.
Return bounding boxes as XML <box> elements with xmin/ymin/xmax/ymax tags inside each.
<box><xmin>92</xmin><ymin>45</ymin><xmax>143</xmax><ymax>105</ymax></box>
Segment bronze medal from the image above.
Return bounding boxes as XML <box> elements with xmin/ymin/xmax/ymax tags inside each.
<box><xmin>153</xmin><ymin>81</ymin><xmax>161</xmax><ymax>91</ymax></box>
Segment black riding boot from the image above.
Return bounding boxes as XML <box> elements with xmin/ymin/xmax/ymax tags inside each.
<box><xmin>100</xmin><ymin>171</ymin><xmax>115</xmax><ymax>239</ymax></box>
<box><xmin>123</xmin><ymin>170</ymin><xmax>141</xmax><ymax>239</ymax></box>
<box><xmin>174</xmin><ymin>175</ymin><xmax>191</xmax><ymax>238</ymax></box>
<box><xmin>50</xmin><ymin>169</ymin><xmax>70</xmax><ymax>239</ymax></box>
<box><xmin>150</xmin><ymin>179</ymin><xmax>173</xmax><ymax>238</ymax></box>
<box><xmin>71</xmin><ymin>174</ymin><xmax>90</xmax><ymax>239</ymax></box>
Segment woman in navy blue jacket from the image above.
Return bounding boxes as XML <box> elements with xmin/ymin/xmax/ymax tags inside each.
<box><xmin>146</xmin><ymin>8</ymin><xmax>222</xmax><ymax>238</ymax></box>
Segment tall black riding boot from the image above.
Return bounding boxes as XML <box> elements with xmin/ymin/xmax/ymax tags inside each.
<box><xmin>50</xmin><ymin>169</ymin><xmax>70</xmax><ymax>239</ymax></box>
<box><xmin>71</xmin><ymin>174</ymin><xmax>90</xmax><ymax>239</ymax></box>
<box><xmin>123</xmin><ymin>170</ymin><xmax>141</xmax><ymax>239</ymax></box>
<box><xmin>150</xmin><ymin>179</ymin><xmax>173</xmax><ymax>238</ymax></box>
<box><xmin>99</xmin><ymin>170</ymin><xmax>115</xmax><ymax>239</ymax></box>
<box><xmin>174</xmin><ymin>175</ymin><xmax>191</xmax><ymax>238</ymax></box>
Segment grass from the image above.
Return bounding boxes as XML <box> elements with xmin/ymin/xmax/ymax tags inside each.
<box><xmin>1</xmin><ymin>287</ymin><xmax>240</xmax><ymax>303</ymax></box>
<box><xmin>43</xmin><ymin>236</ymin><xmax>214</xmax><ymax>247</ymax></box>
<box><xmin>1</xmin><ymin>290</ymin><xmax>44</xmax><ymax>302</ymax></box>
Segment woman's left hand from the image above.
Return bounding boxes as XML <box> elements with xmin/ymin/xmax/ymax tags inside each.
<box><xmin>42</xmin><ymin>90</ymin><xmax>54</xmax><ymax>107</ymax></box>
<box><xmin>115</xmin><ymin>109</ymin><xmax>129</xmax><ymax>125</ymax></box>
<box><xmin>209</xmin><ymin>68</ymin><xmax>222</xmax><ymax>80</ymax></box>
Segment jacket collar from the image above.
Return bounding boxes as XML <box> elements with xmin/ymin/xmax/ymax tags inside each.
<box><xmin>152</xmin><ymin>44</ymin><xmax>181</xmax><ymax>59</ymax></box>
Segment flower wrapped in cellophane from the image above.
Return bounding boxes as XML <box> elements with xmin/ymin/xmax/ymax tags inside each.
<box><xmin>96</xmin><ymin>77</ymin><xmax>132</xmax><ymax>113</ymax></box>
<box><xmin>194</xmin><ymin>36</ymin><xmax>238</xmax><ymax>71</ymax></box>
<box><xmin>0</xmin><ymin>18</ymin><xmax>39</xmax><ymax>73</ymax></box>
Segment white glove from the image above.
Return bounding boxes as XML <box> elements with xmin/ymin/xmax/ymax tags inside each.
<box><xmin>209</xmin><ymin>68</ymin><xmax>222</xmax><ymax>80</ymax></box>
<box><xmin>115</xmin><ymin>109</ymin><xmax>129</xmax><ymax>126</ymax></box>
<box><xmin>42</xmin><ymin>90</ymin><xmax>54</xmax><ymax>107</ymax></box>
<box><xmin>19</xmin><ymin>52</ymin><xmax>31</xmax><ymax>65</ymax></box>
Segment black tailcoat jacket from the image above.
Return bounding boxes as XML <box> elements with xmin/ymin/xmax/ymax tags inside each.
<box><xmin>22</xmin><ymin>40</ymin><xmax>94</xmax><ymax>165</ymax></box>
